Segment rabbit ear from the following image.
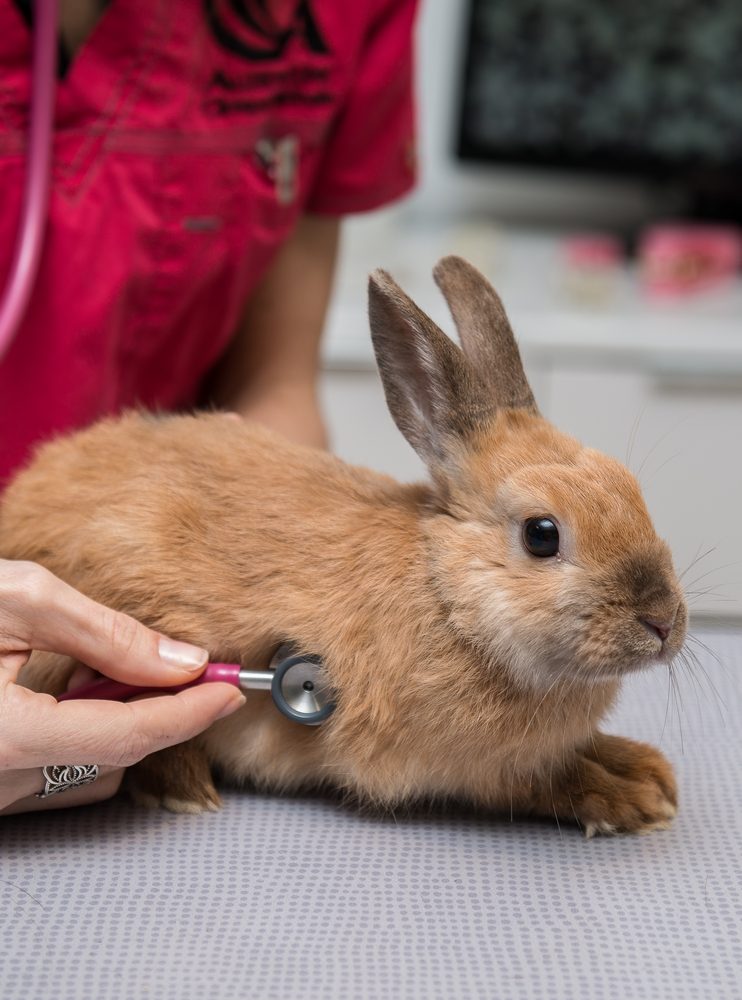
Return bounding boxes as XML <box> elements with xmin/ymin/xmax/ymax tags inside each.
<box><xmin>433</xmin><ymin>256</ymin><xmax>538</xmax><ymax>414</ymax></box>
<box><xmin>368</xmin><ymin>269</ymin><xmax>495</xmax><ymax>472</ymax></box>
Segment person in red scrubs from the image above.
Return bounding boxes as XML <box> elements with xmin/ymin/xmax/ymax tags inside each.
<box><xmin>0</xmin><ymin>0</ymin><xmax>418</xmax><ymax>813</ymax></box>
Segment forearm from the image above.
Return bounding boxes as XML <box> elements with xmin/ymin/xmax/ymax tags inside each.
<box><xmin>205</xmin><ymin>214</ymin><xmax>341</xmax><ymax>449</ymax></box>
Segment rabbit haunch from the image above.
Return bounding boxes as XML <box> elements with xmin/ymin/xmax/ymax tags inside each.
<box><xmin>0</xmin><ymin>256</ymin><xmax>686</xmax><ymax>833</ymax></box>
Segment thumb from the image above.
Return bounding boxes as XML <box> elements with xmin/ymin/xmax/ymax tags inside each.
<box><xmin>22</xmin><ymin>569</ymin><xmax>208</xmax><ymax>686</ymax></box>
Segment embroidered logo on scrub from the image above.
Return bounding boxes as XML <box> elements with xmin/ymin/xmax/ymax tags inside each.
<box><xmin>203</xmin><ymin>0</ymin><xmax>335</xmax><ymax>116</ymax></box>
<box><xmin>205</xmin><ymin>0</ymin><xmax>329</xmax><ymax>60</ymax></box>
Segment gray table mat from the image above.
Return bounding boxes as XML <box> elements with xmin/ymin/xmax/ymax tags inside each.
<box><xmin>1</xmin><ymin>629</ymin><xmax>740</xmax><ymax>1000</ymax></box>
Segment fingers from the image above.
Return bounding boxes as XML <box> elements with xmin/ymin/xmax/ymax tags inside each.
<box><xmin>2</xmin><ymin>682</ymin><xmax>245</xmax><ymax>769</ymax></box>
<box><xmin>0</xmin><ymin>561</ymin><xmax>246</xmax><ymax>818</ymax></box>
<box><xmin>1</xmin><ymin>562</ymin><xmax>208</xmax><ymax>686</ymax></box>
<box><xmin>0</xmin><ymin>767</ymin><xmax>124</xmax><ymax>816</ymax></box>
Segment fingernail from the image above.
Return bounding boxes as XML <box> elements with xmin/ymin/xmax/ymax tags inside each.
<box><xmin>216</xmin><ymin>693</ymin><xmax>246</xmax><ymax>720</ymax></box>
<box><xmin>158</xmin><ymin>637</ymin><xmax>209</xmax><ymax>672</ymax></box>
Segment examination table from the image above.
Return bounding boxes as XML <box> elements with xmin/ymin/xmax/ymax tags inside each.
<box><xmin>1</xmin><ymin>629</ymin><xmax>740</xmax><ymax>1000</ymax></box>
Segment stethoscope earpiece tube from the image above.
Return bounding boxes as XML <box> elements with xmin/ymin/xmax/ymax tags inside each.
<box><xmin>0</xmin><ymin>0</ymin><xmax>59</xmax><ymax>361</ymax></box>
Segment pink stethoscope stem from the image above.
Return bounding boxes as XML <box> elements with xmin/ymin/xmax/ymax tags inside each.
<box><xmin>0</xmin><ymin>0</ymin><xmax>59</xmax><ymax>363</ymax></box>
<box><xmin>56</xmin><ymin>662</ymin><xmax>244</xmax><ymax>703</ymax></box>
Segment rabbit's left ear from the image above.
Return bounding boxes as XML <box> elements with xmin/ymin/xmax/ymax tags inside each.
<box><xmin>433</xmin><ymin>256</ymin><xmax>539</xmax><ymax>414</ymax></box>
<box><xmin>368</xmin><ymin>269</ymin><xmax>495</xmax><ymax>476</ymax></box>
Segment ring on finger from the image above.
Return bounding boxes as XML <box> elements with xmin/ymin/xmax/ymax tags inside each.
<box><xmin>37</xmin><ymin>764</ymin><xmax>100</xmax><ymax>798</ymax></box>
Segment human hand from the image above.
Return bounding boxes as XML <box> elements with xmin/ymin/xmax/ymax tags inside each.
<box><xmin>0</xmin><ymin>560</ymin><xmax>245</xmax><ymax>815</ymax></box>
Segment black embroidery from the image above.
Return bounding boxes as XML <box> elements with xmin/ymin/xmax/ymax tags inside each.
<box><xmin>205</xmin><ymin>0</ymin><xmax>330</xmax><ymax>62</ymax></box>
<box><xmin>203</xmin><ymin>0</ymin><xmax>335</xmax><ymax>117</ymax></box>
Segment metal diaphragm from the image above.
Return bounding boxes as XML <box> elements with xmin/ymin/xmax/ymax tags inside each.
<box><xmin>271</xmin><ymin>654</ymin><xmax>335</xmax><ymax>726</ymax></box>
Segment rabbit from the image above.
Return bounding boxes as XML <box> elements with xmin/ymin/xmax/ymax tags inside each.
<box><xmin>0</xmin><ymin>256</ymin><xmax>686</xmax><ymax>836</ymax></box>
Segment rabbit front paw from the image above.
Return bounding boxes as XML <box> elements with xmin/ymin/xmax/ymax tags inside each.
<box><xmin>571</xmin><ymin>733</ymin><xmax>677</xmax><ymax>837</ymax></box>
<box><xmin>530</xmin><ymin>733</ymin><xmax>677</xmax><ymax>837</ymax></box>
<box><xmin>125</xmin><ymin>744</ymin><xmax>222</xmax><ymax>815</ymax></box>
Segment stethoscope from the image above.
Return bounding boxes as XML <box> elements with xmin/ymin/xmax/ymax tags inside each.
<box><xmin>58</xmin><ymin>646</ymin><xmax>337</xmax><ymax>726</ymax></box>
<box><xmin>0</xmin><ymin>0</ymin><xmax>58</xmax><ymax>363</ymax></box>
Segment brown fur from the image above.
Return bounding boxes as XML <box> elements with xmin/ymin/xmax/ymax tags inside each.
<box><xmin>0</xmin><ymin>258</ymin><xmax>686</xmax><ymax>835</ymax></box>
<box><xmin>432</xmin><ymin>255</ymin><xmax>538</xmax><ymax>413</ymax></box>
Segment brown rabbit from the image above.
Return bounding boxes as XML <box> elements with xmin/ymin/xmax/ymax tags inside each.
<box><xmin>0</xmin><ymin>257</ymin><xmax>686</xmax><ymax>836</ymax></box>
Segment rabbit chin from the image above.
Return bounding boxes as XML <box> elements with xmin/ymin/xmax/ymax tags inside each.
<box><xmin>454</xmin><ymin>582</ymin><xmax>682</xmax><ymax>691</ymax></box>
<box><xmin>568</xmin><ymin>639</ymin><xmax>675</xmax><ymax>684</ymax></box>
<box><xmin>483</xmin><ymin>626</ymin><xmax>670</xmax><ymax>691</ymax></box>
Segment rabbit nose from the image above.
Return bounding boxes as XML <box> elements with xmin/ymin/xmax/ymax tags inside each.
<box><xmin>640</xmin><ymin>616</ymin><xmax>673</xmax><ymax>642</ymax></box>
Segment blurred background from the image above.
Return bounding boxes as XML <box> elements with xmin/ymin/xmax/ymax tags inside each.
<box><xmin>319</xmin><ymin>0</ymin><xmax>742</xmax><ymax>625</ymax></box>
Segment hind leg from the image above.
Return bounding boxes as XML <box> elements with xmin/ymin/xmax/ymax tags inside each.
<box><xmin>125</xmin><ymin>741</ymin><xmax>222</xmax><ymax>814</ymax></box>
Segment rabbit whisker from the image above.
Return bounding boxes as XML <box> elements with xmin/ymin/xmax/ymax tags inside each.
<box><xmin>625</xmin><ymin>404</ymin><xmax>647</xmax><ymax>470</ymax></box>
<box><xmin>508</xmin><ymin>667</ymin><xmax>568</xmax><ymax>823</ymax></box>
<box><xmin>549</xmin><ymin>755</ymin><xmax>562</xmax><ymax>840</ymax></box>
<box><xmin>635</xmin><ymin>416</ymin><xmax>688</xmax><ymax>483</ymax></box>
<box><xmin>683</xmin><ymin>559</ymin><xmax>742</xmax><ymax>592</ymax></box>
<box><xmin>675</xmin><ymin>650</ymin><xmax>706</xmax><ymax>734</ymax></box>
<box><xmin>682</xmin><ymin>644</ymin><xmax>727</xmax><ymax>724</ymax></box>
<box><xmin>685</xmin><ymin>587</ymin><xmax>734</xmax><ymax>603</ymax></box>
<box><xmin>669</xmin><ymin>662</ymin><xmax>685</xmax><ymax>754</ymax></box>
<box><xmin>678</xmin><ymin>545</ymin><xmax>717</xmax><ymax>582</ymax></box>
<box><xmin>640</xmin><ymin>449</ymin><xmax>682</xmax><ymax>486</ymax></box>
<box><xmin>659</xmin><ymin>662</ymin><xmax>673</xmax><ymax>747</ymax></box>
<box><xmin>685</xmin><ymin>632</ymin><xmax>726</xmax><ymax>671</ymax></box>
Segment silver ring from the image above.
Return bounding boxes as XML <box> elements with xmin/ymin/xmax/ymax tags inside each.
<box><xmin>37</xmin><ymin>764</ymin><xmax>100</xmax><ymax>798</ymax></box>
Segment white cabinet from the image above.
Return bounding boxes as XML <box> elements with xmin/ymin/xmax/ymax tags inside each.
<box><xmin>320</xmin><ymin>369</ymin><xmax>423</xmax><ymax>482</ymax></box>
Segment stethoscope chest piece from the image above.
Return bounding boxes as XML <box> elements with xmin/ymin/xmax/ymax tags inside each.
<box><xmin>271</xmin><ymin>654</ymin><xmax>336</xmax><ymax>726</ymax></box>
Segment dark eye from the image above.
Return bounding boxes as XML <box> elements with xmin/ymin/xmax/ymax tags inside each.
<box><xmin>522</xmin><ymin>517</ymin><xmax>560</xmax><ymax>558</ymax></box>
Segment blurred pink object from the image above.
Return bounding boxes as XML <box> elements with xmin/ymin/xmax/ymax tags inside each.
<box><xmin>563</xmin><ymin>234</ymin><xmax>623</xmax><ymax>268</ymax></box>
<box><xmin>639</xmin><ymin>224</ymin><xmax>742</xmax><ymax>297</ymax></box>
<box><xmin>561</xmin><ymin>233</ymin><xmax>623</xmax><ymax>304</ymax></box>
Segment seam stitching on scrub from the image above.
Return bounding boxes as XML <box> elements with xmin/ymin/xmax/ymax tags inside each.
<box><xmin>56</xmin><ymin>0</ymin><xmax>167</xmax><ymax>205</ymax></box>
<box><xmin>0</xmin><ymin>5</ymin><xmax>29</xmax><ymax>133</ymax></box>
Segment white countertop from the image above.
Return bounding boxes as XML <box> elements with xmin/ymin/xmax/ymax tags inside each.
<box><xmin>323</xmin><ymin>216</ymin><xmax>742</xmax><ymax>377</ymax></box>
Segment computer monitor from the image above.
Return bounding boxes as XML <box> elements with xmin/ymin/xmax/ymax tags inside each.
<box><xmin>457</xmin><ymin>0</ymin><xmax>742</xmax><ymax>222</ymax></box>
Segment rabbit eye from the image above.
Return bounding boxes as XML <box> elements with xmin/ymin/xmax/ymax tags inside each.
<box><xmin>522</xmin><ymin>517</ymin><xmax>559</xmax><ymax>558</ymax></box>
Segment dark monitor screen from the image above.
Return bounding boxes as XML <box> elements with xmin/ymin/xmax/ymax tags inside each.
<box><xmin>457</xmin><ymin>0</ymin><xmax>742</xmax><ymax>178</ymax></box>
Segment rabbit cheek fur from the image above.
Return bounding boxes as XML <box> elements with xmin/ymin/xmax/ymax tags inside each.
<box><xmin>0</xmin><ymin>257</ymin><xmax>686</xmax><ymax>836</ymax></box>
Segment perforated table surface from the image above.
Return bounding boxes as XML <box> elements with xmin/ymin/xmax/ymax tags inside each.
<box><xmin>2</xmin><ymin>630</ymin><xmax>740</xmax><ymax>1000</ymax></box>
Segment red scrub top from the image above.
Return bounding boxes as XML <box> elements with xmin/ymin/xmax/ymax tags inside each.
<box><xmin>0</xmin><ymin>0</ymin><xmax>417</xmax><ymax>486</ymax></box>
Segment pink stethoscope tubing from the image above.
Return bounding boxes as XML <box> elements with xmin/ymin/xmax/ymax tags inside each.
<box><xmin>0</xmin><ymin>0</ymin><xmax>59</xmax><ymax>363</ymax></box>
<box><xmin>56</xmin><ymin>662</ymin><xmax>247</xmax><ymax>702</ymax></box>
